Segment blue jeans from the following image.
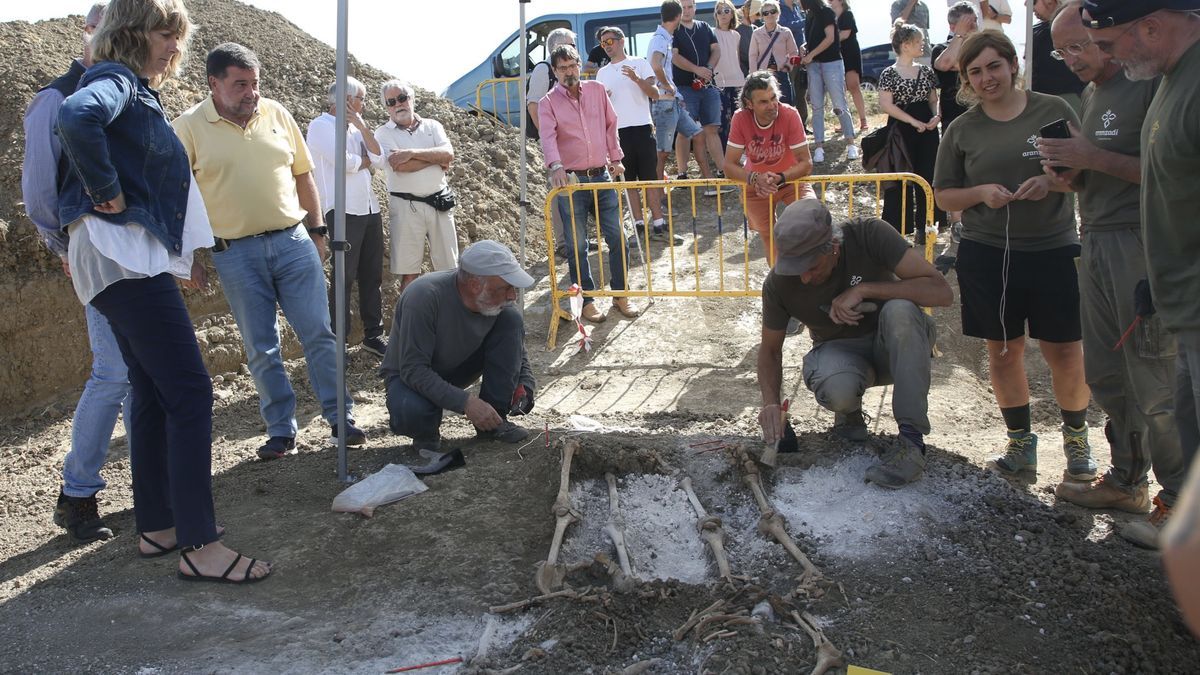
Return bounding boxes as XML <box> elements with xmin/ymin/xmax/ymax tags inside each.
<box><xmin>63</xmin><ymin>304</ymin><xmax>131</xmax><ymax>498</ymax></box>
<box><xmin>651</xmin><ymin>98</ymin><xmax>703</xmax><ymax>152</ymax></box>
<box><xmin>386</xmin><ymin>306</ymin><xmax>525</xmax><ymax>441</ymax></box>
<box><xmin>555</xmin><ymin>172</ymin><xmax>628</xmax><ymax>302</ymax></box>
<box><xmin>90</xmin><ymin>274</ymin><xmax>218</xmax><ymax>547</ymax></box>
<box><xmin>807</xmin><ymin>60</ymin><xmax>855</xmax><ymax>145</ymax></box>
<box><xmin>679</xmin><ymin>86</ymin><xmax>722</xmax><ymax>126</ymax></box>
<box><xmin>212</xmin><ymin>225</ymin><xmax>350</xmax><ymax>438</ymax></box>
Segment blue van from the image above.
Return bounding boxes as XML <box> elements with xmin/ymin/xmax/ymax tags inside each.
<box><xmin>442</xmin><ymin>2</ymin><xmax>719</xmax><ymax>126</ymax></box>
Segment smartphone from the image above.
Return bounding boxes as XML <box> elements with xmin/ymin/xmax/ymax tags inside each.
<box><xmin>1039</xmin><ymin>118</ymin><xmax>1071</xmax><ymax>174</ymax></box>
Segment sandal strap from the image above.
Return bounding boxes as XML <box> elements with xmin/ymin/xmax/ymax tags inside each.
<box><xmin>244</xmin><ymin>558</ymin><xmax>258</xmax><ymax>582</ymax></box>
<box><xmin>180</xmin><ymin>547</ymin><xmax>203</xmax><ymax>577</ymax></box>
<box><xmin>221</xmin><ymin>553</ymin><xmax>244</xmax><ymax>581</ymax></box>
<box><xmin>140</xmin><ymin>533</ymin><xmax>173</xmax><ymax>554</ymax></box>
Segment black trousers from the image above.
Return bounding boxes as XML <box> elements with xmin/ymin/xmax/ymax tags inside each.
<box><xmin>883</xmin><ymin>101</ymin><xmax>943</xmax><ymax>243</ymax></box>
<box><xmin>326</xmin><ymin>210</ymin><xmax>385</xmax><ymax>339</ymax></box>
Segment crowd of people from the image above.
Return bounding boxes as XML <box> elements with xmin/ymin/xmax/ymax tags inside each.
<box><xmin>17</xmin><ymin>0</ymin><xmax>1200</xmax><ymax>634</ymax></box>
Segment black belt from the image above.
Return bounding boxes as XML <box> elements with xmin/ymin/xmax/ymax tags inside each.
<box><xmin>212</xmin><ymin>222</ymin><xmax>301</xmax><ymax>252</ymax></box>
<box><xmin>569</xmin><ymin>166</ymin><xmax>607</xmax><ymax>178</ymax></box>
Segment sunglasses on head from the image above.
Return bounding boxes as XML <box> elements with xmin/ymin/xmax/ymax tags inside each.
<box><xmin>762</xmin><ymin>9</ymin><xmax>778</xmax><ymax>16</ymax></box>
<box><xmin>385</xmin><ymin>93</ymin><xmax>409</xmax><ymax>107</ymax></box>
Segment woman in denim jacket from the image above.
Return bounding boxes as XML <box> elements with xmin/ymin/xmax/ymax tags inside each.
<box><xmin>57</xmin><ymin>0</ymin><xmax>271</xmax><ymax>584</ymax></box>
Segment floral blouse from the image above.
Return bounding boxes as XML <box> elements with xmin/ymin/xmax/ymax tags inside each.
<box><xmin>879</xmin><ymin>64</ymin><xmax>938</xmax><ymax>107</ymax></box>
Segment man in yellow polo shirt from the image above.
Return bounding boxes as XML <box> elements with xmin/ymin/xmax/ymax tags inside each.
<box><xmin>173</xmin><ymin>43</ymin><xmax>363</xmax><ymax>460</ymax></box>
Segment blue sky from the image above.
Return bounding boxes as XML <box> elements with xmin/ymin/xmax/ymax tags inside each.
<box><xmin>4</xmin><ymin>0</ymin><xmax>1030</xmax><ymax>93</ymax></box>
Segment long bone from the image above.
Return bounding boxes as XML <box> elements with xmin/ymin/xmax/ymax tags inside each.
<box><xmin>603</xmin><ymin>472</ymin><xmax>636</xmax><ymax>580</ymax></box>
<box><xmin>792</xmin><ymin>610</ymin><xmax>844</xmax><ymax>675</ymax></box>
<box><xmin>678</xmin><ymin>477</ymin><xmax>732</xmax><ymax>580</ymax></box>
<box><xmin>535</xmin><ymin>439</ymin><xmax>581</xmax><ymax>593</ymax></box>
<box><xmin>737</xmin><ymin>449</ymin><xmax>821</xmax><ymax>583</ymax></box>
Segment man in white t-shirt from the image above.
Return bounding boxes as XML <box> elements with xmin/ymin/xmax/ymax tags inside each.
<box><xmin>595</xmin><ymin>26</ymin><xmax>668</xmax><ymax>242</ymax></box>
<box><xmin>954</xmin><ymin>0</ymin><xmax>1011</xmax><ymax>31</ymax></box>
<box><xmin>374</xmin><ymin>80</ymin><xmax>459</xmax><ymax>292</ymax></box>
<box><xmin>306</xmin><ymin>76</ymin><xmax>387</xmax><ymax>356</ymax></box>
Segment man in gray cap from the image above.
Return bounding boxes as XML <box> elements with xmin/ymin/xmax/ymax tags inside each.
<box><xmin>381</xmin><ymin>240</ymin><xmax>538</xmax><ymax>450</ymax></box>
<box><xmin>1083</xmin><ymin>0</ymin><xmax>1200</xmax><ymax>547</ymax></box>
<box><xmin>756</xmin><ymin>200</ymin><xmax>952</xmax><ymax>488</ymax></box>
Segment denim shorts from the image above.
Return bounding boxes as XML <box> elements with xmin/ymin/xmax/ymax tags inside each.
<box><xmin>679</xmin><ymin>86</ymin><xmax>722</xmax><ymax>126</ymax></box>
<box><xmin>651</xmin><ymin>98</ymin><xmax>702</xmax><ymax>152</ymax></box>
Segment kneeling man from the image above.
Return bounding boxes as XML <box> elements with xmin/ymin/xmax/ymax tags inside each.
<box><xmin>382</xmin><ymin>241</ymin><xmax>537</xmax><ymax>450</ymax></box>
<box><xmin>757</xmin><ymin>200</ymin><xmax>952</xmax><ymax>488</ymax></box>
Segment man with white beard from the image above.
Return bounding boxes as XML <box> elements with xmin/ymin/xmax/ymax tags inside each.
<box><xmin>381</xmin><ymin>241</ymin><xmax>538</xmax><ymax>451</ymax></box>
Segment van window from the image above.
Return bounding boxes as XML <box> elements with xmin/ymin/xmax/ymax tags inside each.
<box><xmin>628</xmin><ymin>17</ymin><xmax>660</xmax><ymax>57</ymax></box>
<box><xmin>496</xmin><ymin>20</ymin><xmax>571</xmax><ymax>78</ymax></box>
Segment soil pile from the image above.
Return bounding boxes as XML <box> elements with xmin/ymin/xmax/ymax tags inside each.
<box><xmin>0</xmin><ymin>0</ymin><xmax>547</xmax><ymax>416</ymax></box>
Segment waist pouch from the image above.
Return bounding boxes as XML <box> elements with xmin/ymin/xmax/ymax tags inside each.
<box><xmin>390</xmin><ymin>187</ymin><xmax>456</xmax><ymax>212</ymax></box>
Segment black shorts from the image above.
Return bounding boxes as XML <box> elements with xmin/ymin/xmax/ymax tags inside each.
<box><xmin>955</xmin><ymin>239</ymin><xmax>1082</xmax><ymax>343</ymax></box>
<box><xmin>617</xmin><ymin>124</ymin><xmax>658</xmax><ymax>182</ymax></box>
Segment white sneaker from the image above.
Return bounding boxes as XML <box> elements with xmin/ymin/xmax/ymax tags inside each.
<box><xmin>846</xmin><ymin>145</ymin><xmax>860</xmax><ymax>161</ymax></box>
<box><xmin>812</xmin><ymin>147</ymin><xmax>825</xmax><ymax>163</ymax></box>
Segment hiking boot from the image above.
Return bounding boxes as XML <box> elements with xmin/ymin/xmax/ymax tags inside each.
<box><xmin>1119</xmin><ymin>496</ymin><xmax>1171</xmax><ymax>549</ymax></box>
<box><xmin>332</xmin><ymin>421</ymin><xmax>367</xmax><ymax>447</ymax></box>
<box><xmin>256</xmin><ymin>435</ymin><xmax>296</xmax><ymax>460</ymax></box>
<box><xmin>56</xmin><ymin>491</ymin><xmax>114</xmax><ymax>544</ymax></box>
<box><xmin>650</xmin><ymin>227</ymin><xmax>684</xmax><ymax>245</ymax></box>
<box><xmin>1062</xmin><ymin>424</ymin><xmax>1097</xmax><ymax>480</ymax></box>
<box><xmin>476</xmin><ymin>419</ymin><xmax>530</xmax><ymax>443</ymax></box>
<box><xmin>832</xmin><ymin>410</ymin><xmax>869</xmax><ymax>442</ymax></box>
<box><xmin>865</xmin><ymin>435</ymin><xmax>926</xmax><ymax>489</ymax></box>
<box><xmin>613</xmin><ymin>297</ymin><xmax>640</xmax><ymax>318</ymax></box>
<box><xmin>361</xmin><ymin>336</ymin><xmax>387</xmax><ymax>357</ymax></box>
<box><xmin>990</xmin><ymin>431</ymin><xmax>1038</xmax><ymax>474</ymax></box>
<box><xmin>1055</xmin><ymin>475</ymin><xmax>1151</xmax><ymax>513</ymax></box>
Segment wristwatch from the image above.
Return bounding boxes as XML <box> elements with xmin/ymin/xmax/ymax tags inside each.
<box><xmin>308</xmin><ymin>226</ymin><xmax>328</xmax><ymax>237</ymax></box>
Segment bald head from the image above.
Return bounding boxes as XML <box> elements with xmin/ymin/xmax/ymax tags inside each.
<box><xmin>1051</xmin><ymin>0</ymin><xmax>1118</xmax><ymax>84</ymax></box>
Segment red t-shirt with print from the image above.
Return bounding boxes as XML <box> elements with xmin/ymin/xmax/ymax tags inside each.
<box><xmin>727</xmin><ymin>104</ymin><xmax>807</xmax><ymax>175</ymax></box>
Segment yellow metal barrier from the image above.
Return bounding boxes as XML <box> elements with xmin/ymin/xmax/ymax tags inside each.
<box><xmin>474</xmin><ymin>74</ymin><xmax>594</xmax><ymax>126</ymax></box>
<box><xmin>543</xmin><ymin>173</ymin><xmax>937</xmax><ymax>349</ymax></box>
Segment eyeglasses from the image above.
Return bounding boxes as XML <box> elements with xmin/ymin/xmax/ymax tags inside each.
<box><xmin>385</xmin><ymin>94</ymin><xmax>409</xmax><ymax>107</ymax></box>
<box><xmin>1094</xmin><ymin>18</ymin><xmax>1143</xmax><ymax>54</ymax></box>
<box><xmin>554</xmin><ymin>61</ymin><xmax>581</xmax><ymax>71</ymax></box>
<box><xmin>601</xmin><ymin>37</ymin><xmax>622</xmax><ymax>46</ymax></box>
<box><xmin>761</xmin><ymin>9</ymin><xmax>778</xmax><ymax>16</ymax></box>
<box><xmin>1049</xmin><ymin>38</ymin><xmax>1093</xmax><ymax>60</ymax></box>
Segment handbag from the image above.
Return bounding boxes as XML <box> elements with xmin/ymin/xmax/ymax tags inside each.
<box><xmin>860</xmin><ymin>122</ymin><xmax>913</xmax><ymax>190</ymax></box>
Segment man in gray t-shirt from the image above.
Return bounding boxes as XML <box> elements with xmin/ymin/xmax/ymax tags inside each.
<box><xmin>382</xmin><ymin>241</ymin><xmax>537</xmax><ymax>449</ymax></box>
<box><xmin>892</xmin><ymin>0</ymin><xmax>932</xmax><ymax>64</ymax></box>
<box><xmin>757</xmin><ymin>201</ymin><xmax>951</xmax><ymax>489</ymax></box>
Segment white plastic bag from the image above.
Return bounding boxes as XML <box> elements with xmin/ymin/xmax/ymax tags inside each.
<box><xmin>331</xmin><ymin>463</ymin><xmax>428</xmax><ymax>517</ymax></box>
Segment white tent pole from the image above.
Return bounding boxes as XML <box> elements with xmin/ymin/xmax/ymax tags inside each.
<box><xmin>1025</xmin><ymin>2</ymin><xmax>1033</xmax><ymax>84</ymax></box>
<box><xmin>334</xmin><ymin>0</ymin><xmax>350</xmax><ymax>482</ymax></box>
<box><xmin>518</xmin><ymin>0</ymin><xmax>531</xmax><ymax>309</ymax></box>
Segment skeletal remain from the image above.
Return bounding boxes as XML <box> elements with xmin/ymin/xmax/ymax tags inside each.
<box><xmin>489</xmin><ymin>585</ymin><xmax>593</xmax><ymax>614</ymax></box>
<box><xmin>672</xmin><ymin>599</ymin><xmax>727</xmax><ymax>641</ymax></box>
<box><xmin>535</xmin><ymin>439</ymin><xmax>581</xmax><ymax>594</ymax></box>
<box><xmin>604</xmin><ymin>473</ymin><xmax>636</xmax><ymax>580</ymax></box>
<box><xmin>792</xmin><ymin>610</ymin><xmax>844</xmax><ymax>675</ymax></box>
<box><xmin>594</xmin><ymin>552</ymin><xmax>637</xmax><ymax>593</ymax></box>
<box><xmin>737</xmin><ymin>449</ymin><xmax>822</xmax><ymax>584</ymax></box>
<box><xmin>679</xmin><ymin>477</ymin><xmax>733</xmax><ymax>580</ymax></box>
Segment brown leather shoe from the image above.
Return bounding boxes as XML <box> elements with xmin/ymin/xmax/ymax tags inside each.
<box><xmin>613</xmin><ymin>297</ymin><xmax>640</xmax><ymax>318</ymax></box>
<box><xmin>1054</xmin><ymin>474</ymin><xmax>1150</xmax><ymax>514</ymax></box>
<box><xmin>581</xmin><ymin>302</ymin><xmax>606</xmax><ymax>323</ymax></box>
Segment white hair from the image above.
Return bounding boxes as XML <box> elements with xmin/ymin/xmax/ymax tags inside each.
<box><xmin>327</xmin><ymin>76</ymin><xmax>366</xmax><ymax>106</ymax></box>
<box><xmin>85</xmin><ymin>2</ymin><xmax>107</xmax><ymax>30</ymax></box>
<box><xmin>546</xmin><ymin>27</ymin><xmax>576</xmax><ymax>52</ymax></box>
<box><xmin>379</xmin><ymin>79</ymin><xmax>414</xmax><ymax>107</ymax></box>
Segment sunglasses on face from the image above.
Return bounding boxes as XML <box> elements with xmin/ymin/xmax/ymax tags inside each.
<box><xmin>761</xmin><ymin>9</ymin><xmax>778</xmax><ymax>16</ymax></box>
<box><xmin>385</xmin><ymin>94</ymin><xmax>409</xmax><ymax>107</ymax></box>
<box><xmin>601</xmin><ymin>37</ymin><xmax>622</xmax><ymax>46</ymax></box>
<box><xmin>717</xmin><ymin>7</ymin><xmax>733</xmax><ymax>13</ymax></box>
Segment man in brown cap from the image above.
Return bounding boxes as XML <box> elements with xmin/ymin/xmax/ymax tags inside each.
<box><xmin>756</xmin><ymin>200</ymin><xmax>952</xmax><ymax>488</ymax></box>
<box><xmin>1083</xmin><ymin>0</ymin><xmax>1200</xmax><ymax>548</ymax></box>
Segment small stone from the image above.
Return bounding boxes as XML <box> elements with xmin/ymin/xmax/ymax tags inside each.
<box><xmin>332</xmin><ymin>632</ymin><xmax>345</xmax><ymax>643</ymax></box>
<box><xmin>901</xmin><ymin>576</ymin><xmax>913</xmax><ymax>584</ymax></box>
<box><xmin>963</xmin><ymin>635</ymin><xmax>976</xmax><ymax>644</ymax></box>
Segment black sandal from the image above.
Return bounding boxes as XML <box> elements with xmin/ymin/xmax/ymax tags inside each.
<box><xmin>177</xmin><ymin>546</ymin><xmax>270</xmax><ymax>585</ymax></box>
<box><xmin>139</xmin><ymin>526</ymin><xmax>226</xmax><ymax>559</ymax></box>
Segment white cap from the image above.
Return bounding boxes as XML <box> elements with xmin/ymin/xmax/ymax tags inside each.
<box><xmin>459</xmin><ymin>240</ymin><xmax>535</xmax><ymax>288</ymax></box>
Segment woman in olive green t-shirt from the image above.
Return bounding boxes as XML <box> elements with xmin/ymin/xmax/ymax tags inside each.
<box><xmin>933</xmin><ymin>31</ymin><xmax>1095</xmax><ymax>481</ymax></box>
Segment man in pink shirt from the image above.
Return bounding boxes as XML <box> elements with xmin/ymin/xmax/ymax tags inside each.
<box><xmin>722</xmin><ymin>71</ymin><xmax>815</xmax><ymax>265</ymax></box>
<box><xmin>539</xmin><ymin>44</ymin><xmax>639</xmax><ymax>323</ymax></box>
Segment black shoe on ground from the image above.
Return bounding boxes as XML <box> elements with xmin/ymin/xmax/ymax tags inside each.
<box><xmin>361</xmin><ymin>336</ymin><xmax>387</xmax><ymax>357</ymax></box>
<box><xmin>257</xmin><ymin>436</ymin><xmax>296</xmax><ymax>461</ymax></box>
<box><xmin>475</xmin><ymin>419</ymin><xmax>530</xmax><ymax>443</ymax></box>
<box><xmin>332</xmin><ymin>421</ymin><xmax>367</xmax><ymax>447</ymax></box>
<box><xmin>56</xmin><ymin>491</ymin><xmax>114</xmax><ymax>544</ymax></box>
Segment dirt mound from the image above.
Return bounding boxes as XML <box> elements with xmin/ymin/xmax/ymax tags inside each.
<box><xmin>0</xmin><ymin>0</ymin><xmax>547</xmax><ymax>416</ymax></box>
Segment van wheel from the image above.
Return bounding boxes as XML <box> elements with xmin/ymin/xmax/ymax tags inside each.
<box><xmin>861</xmin><ymin>78</ymin><xmax>878</xmax><ymax>93</ymax></box>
